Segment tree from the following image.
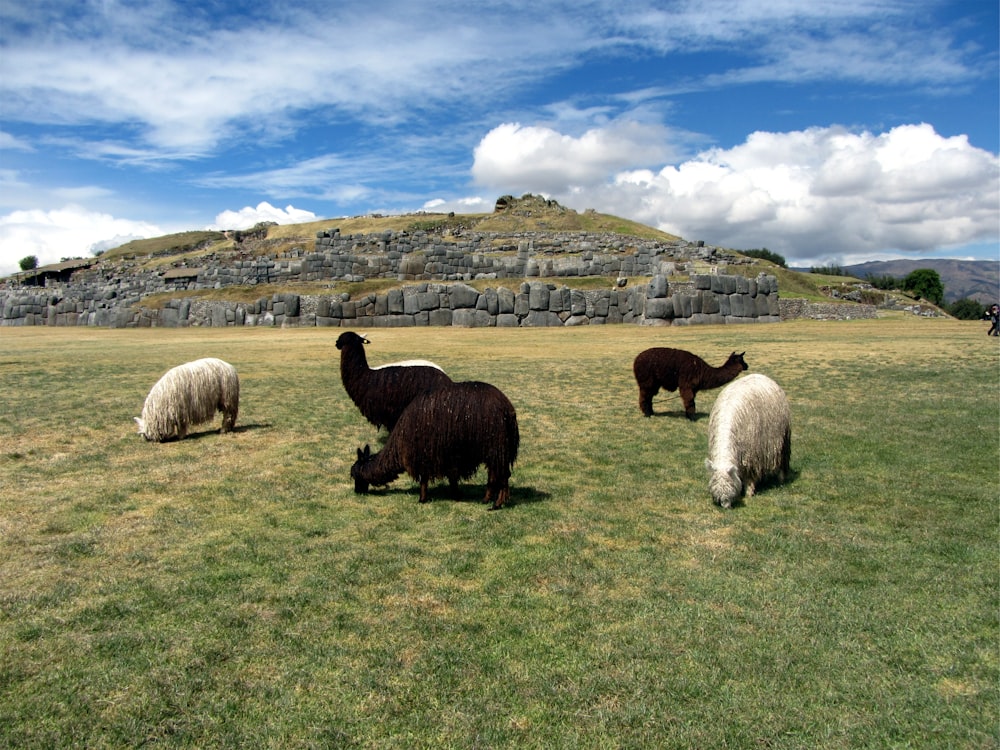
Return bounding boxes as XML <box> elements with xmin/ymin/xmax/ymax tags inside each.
<box><xmin>740</xmin><ymin>247</ymin><xmax>787</xmax><ymax>268</ymax></box>
<box><xmin>947</xmin><ymin>298</ymin><xmax>986</xmax><ymax>321</ymax></box>
<box><xmin>865</xmin><ymin>273</ymin><xmax>898</xmax><ymax>290</ymax></box>
<box><xmin>18</xmin><ymin>255</ymin><xmax>38</xmax><ymax>271</ymax></box>
<box><xmin>810</xmin><ymin>263</ymin><xmax>846</xmax><ymax>276</ymax></box>
<box><xmin>902</xmin><ymin>269</ymin><xmax>944</xmax><ymax>306</ymax></box>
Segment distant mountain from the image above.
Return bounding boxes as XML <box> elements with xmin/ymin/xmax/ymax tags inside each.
<box><xmin>840</xmin><ymin>259</ymin><xmax>999</xmax><ymax>304</ymax></box>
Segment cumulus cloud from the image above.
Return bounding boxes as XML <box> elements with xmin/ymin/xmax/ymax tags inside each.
<box><xmin>421</xmin><ymin>196</ymin><xmax>495</xmax><ymax>214</ymax></box>
<box><xmin>209</xmin><ymin>202</ymin><xmax>319</xmax><ymax>231</ymax></box>
<box><xmin>472</xmin><ymin>121</ymin><xmax>1000</xmax><ymax>265</ymax></box>
<box><xmin>0</xmin><ymin>206</ymin><xmax>163</xmax><ymax>277</ymax></box>
<box><xmin>472</xmin><ymin>121</ymin><xmax>677</xmax><ymax>195</ymax></box>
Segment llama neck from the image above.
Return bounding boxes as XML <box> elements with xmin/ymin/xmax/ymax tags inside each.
<box><xmin>340</xmin><ymin>348</ymin><xmax>370</xmax><ymax>391</ymax></box>
<box><xmin>704</xmin><ymin>362</ymin><xmax>742</xmax><ymax>389</ymax></box>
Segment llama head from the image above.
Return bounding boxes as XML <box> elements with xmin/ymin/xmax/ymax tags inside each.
<box><xmin>707</xmin><ymin>460</ymin><xmax>742</xmax><ymax>508</ymax></box>
<box><xmin>134</xmin><ymin>416</ymin><xmax>150</xmax><ymax>440</ymax></box>
<box><xmin>335</xmin><ymin>331</ymin><xmax>371</xmax><ymax>351</ymax></box>
<box><xmin>729</xmin><ymin>351</ymin><xmax>748</xmax><ymax>371</ymax></box>
<box><xmin>350</xmin><ymin>444</ymin><xmax>373</xmax><ymax>494</ymax></box>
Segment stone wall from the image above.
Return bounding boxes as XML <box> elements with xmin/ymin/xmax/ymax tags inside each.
<box><xmin>777</xmin><ymin>299</ymin><xmax>878</xmax><ymax>321</ymax></box>
<box><xmin>1</xmin><ymin>228</ymin><xmax>763</xmax><ymax>327</ymax></box>
<box><xmin>67</xmin><ymin>229</ymin><xmax>729</xmax><ymax>294</ymax></box>
<box><xmin>1</xmin><ymin>274</ymin><xmax>783</xmax><ymax>328</ymax></box>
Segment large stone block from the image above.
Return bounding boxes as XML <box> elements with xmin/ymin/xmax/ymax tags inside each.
<box><xmin>729</xmin><ymin>294</ymin><xmax>744</xmax><ymax>317</ymax></box>
<box><xmin>647</xmin><ymin>274</ymin><xmax>668</xmax><ymax>299</ymax></box>
<box><xmin>523</xmin><ymin>310</ymin><xmax>562</xmax><ymax>327</ymax></box>
<box><xmin>528</xmin><ymin>282</ymin><xmax>550</xmax><ymax>310</ymax></box>
<box><xmin>496</xmin><ymin>313</ymin><xmax>519</xmax><ymax>327</ymax></box>
<box><xmin>644</xmin><ymin>298</ymin><xmax>673</xmax><ymax>319</ymax></box>
<box><xmin>429</xmin><ymin>308</ymin><xmax>453</xmax><ymax>327</ymax></box>
<box><xmin>498</xmin><ymin>287</ymin><xmax>515</xmax><ymax>314</ymax></box>
<box><xmin>387</xmin><ymin>288</ymin><xmax>404</xmax><ymax>314</ymax></box>
<box><xmin>448</xmin><ymin>282</ymin><xmax>480</xmax><ymax>309</ymax></box>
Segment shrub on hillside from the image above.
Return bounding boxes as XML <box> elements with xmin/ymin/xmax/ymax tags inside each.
<box><xmin>739</xmin><ymin>248</ymin><xmax>787</xmax><ymax>268</ymax></box>
<box><xmin>947</xmin><ymin>298</ymin><xmax>987</xmax><ymax>321</ymax></box>
<box><xmin>866</xmin><ymin>273</ymin><xmax>898</xmax><ymax>290</ymax></box>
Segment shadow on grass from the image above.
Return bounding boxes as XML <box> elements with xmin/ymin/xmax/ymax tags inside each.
<box><xmin>646</xmin><ymin>410</ymin><xmax>704</xmax><ymax>421</ymax></box>
<box><xmin>156</xmin><ymin>422</ymin><xmax>273</xmax><ymax>442</ymax></box>
<box><xmin>359</xmin><ymin>483</ymin><xmax>550</xmax><ymax>508</ymax></box>
<box><xmin>717</xmin><ymin>467</ymin><xmax>802</xmax><ymax>509</ymax></box>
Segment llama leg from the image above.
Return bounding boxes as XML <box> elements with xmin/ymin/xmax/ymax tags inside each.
<box><xmin>680</xmin><ymin>386</ymin><xmax>697</xmax><ymax>420</ymax></box>
<box><xmin>638</xmin><ymin>385</ymin><xmax>657</xmax><ymax>416</ymax></box>
<box><xmin>490</xmin><ymin>485</ymin><xmax>508</xmax><ymax>510</ymax></box>
<box><xmin>487</xmin><ymin>479</ymin><xmax>509</xmax><ymax>510</ymax></box>
<box><xmin>419</xmin><ymin>478</ymin><xmax>430</xmax><ymax>503</ymax></box>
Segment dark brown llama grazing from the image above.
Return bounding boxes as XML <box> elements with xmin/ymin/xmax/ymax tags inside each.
<box><xmin>350</xmin><ymin>381</ymin><xmax>520</xmax><ymax>509</ymax></box>
<box><xmin>335</xmin><ymin>331</ymin><xmax>453</xmax><ymax>431</ymax></box>
<box><xmin>633</xmin><ymin>348</ymin><xmax>747</xmax><ymax>420</ymax></box>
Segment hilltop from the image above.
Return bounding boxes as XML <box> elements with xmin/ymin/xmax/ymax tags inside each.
<box><xmin>4</xmin><ymin>195</ymin><xmax>953</xmax><ymax>315</ymax></box>
<box><xmin>99</xmin><ymin>194</ymin><xmax>678</xmax><ymax>268</ymax></box>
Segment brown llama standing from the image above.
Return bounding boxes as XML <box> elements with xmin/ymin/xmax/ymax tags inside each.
<box><xmin>335</xmin><ymin>331</ymin><xmax>453</xmax><ymax>431</ymax></box>
<box><xmin>350</xmin><ymin>381</ymin><xmax>520</xmax><ymax>509</ymax></box>
<box><xmin>633</xmin><ymin>348</ymin><xmax>747</xmax><ymax>420</ymax></box>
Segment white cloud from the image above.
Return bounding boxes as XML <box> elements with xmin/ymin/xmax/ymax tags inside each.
<box><xmin>472</xmin><ymin>121</ymin><xmax>999</xmax><ymax>264</ymax></box>
<box><xmin>472</xmin><ymin>121</ymin><xmax>677</xmax><ymax>195</ymax></box>
<box><xmin>0</xmin><ymin>131</ymin><xmax>32</xmax><ymax>151</ymax></box>
<box><xmin>0</xmin><ymin>206</ymin><xmax>163</xmax><ymax>277</ymax></box>
<box><xmin>421</xmin><ymin>196</ymin><xmax>495</xmax><ymax>214</ymax></box>
<box><xmin>1</xmin><ymin>1</ymin><xmax>980</xmax><ymax>159</ymax></box>
<box><xmin>209</xmin><ymin>202</ymin><xmax>319</xmax><ymax>231</ymax></box>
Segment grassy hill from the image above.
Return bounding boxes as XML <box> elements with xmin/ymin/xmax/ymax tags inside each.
<box><xmin>34</xmin><ymin>195</ymin><xmax>931</xmax><ymax>309</ymax></box>
<box><xmin>99</xmin><ymin>196</ymin><xmax>679</xmax><ymax>265</ymax></box>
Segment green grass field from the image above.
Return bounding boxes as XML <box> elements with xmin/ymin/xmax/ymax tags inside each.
<box><xmin>1</xmin><ymin>318</ymin><xmax>997</xmax><ymax>748</ymax></box>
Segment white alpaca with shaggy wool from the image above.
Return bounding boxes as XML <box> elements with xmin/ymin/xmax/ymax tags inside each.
<box><xmin>706</xmin><ymin>373</ymin><xmax>791</xmax><ymax>508</ymax></box>
<box><xmin>135</xmin><ymin>358</ymin><xmax>240</xmax><ymax>442</ymax></box>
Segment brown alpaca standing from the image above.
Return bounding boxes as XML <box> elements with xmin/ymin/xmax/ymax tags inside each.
<box><xmin>633</xmin><ymin>348</ymin><xmax>747</xmax><ymax>420</ymax></box>
<box><xmin>350</xmin><ymin>381</ymin><xmax>520</xmax><ymax>509</ymax></box>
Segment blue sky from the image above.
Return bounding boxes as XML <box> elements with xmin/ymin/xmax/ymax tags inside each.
<box><xmin>1</xmin><ymin>0</ymin><xmax>997</xmax><ymax>276</ymax></box>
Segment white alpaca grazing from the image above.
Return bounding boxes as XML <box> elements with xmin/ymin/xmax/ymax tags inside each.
<box><xmin>135</xmin><ymin>358</ymin><xmax>240</xmax><ymax>442</ymax></box>
<box><xmin>706</xmin><ymin>373</ymin><xmax>791</xmax><ymax>508</ymax></box>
